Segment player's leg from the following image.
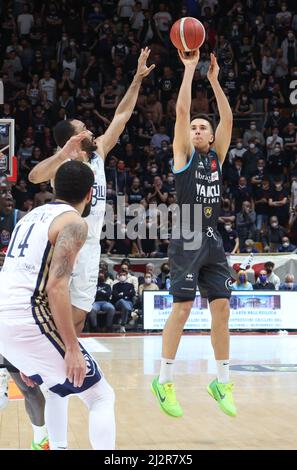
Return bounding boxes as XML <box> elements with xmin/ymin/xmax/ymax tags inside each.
<box><xmin>1</xmin><ymin>356</ymin><xmax>48</xmax><ymax>449</ymax></box>
<box><xmin>199</xmin><ymin>238</ymin><xmax>236</xmax><ymax>417</ymax></box>
<box><xmin>151</xmin><ymin>238</ymin><xmax>199</xmax><ymax>417</ymax></box>
<box><xmin>10</xmin><ymin>371</ymin><xmax>49</xmax><ymax>449</ymax></box>
<box><xmin>79</xmin><ymin>377</ymin><xmax>115</xmax><ymax>450</ymax></box>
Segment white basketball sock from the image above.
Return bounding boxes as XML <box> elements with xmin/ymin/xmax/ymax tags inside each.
<box><xmin>216</xmin><ymin>360</ymin><xmax>230</xmax><ymax>384</ymax></box>
<box><xmin>32</xmin><ymin>424</ymin><xmax>47</xmax><ymax>443</ymax></box>
<box><xmin>159</xmin><ymin>357</ymin><xmax>175</xmax><ymax>384</ymax></box>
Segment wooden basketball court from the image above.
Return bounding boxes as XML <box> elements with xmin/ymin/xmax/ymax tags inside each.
<box><xmin>1</xmin><ymin>334</ymin><xmax>297</xmax><ymax>450</ymax></box>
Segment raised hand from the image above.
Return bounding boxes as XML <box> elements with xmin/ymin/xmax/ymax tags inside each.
<box><xmin>178</xmin><ymin>48</ymin><xmax>200</xmax><ymax>68</ymax></box>
<box><xmin>207</xmin><ymin>53</ymin><xmax>220</xmax><ymax>82</ymax></box>
<box><xmin>61</xmin><ymin>131</ymin><xmax>90</xmax><ymax>160</ymax></box>
<box><xmin>136</xmin><ymin>47</ymin><xmax>156</xmax><ymax>78</ymax></box>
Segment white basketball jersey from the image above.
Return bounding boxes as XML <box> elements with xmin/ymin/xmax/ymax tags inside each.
<box><xmin>0</xmin><ymin>203</ymin><xmax>77</xmax><ymax>318</ymax></box>
<box><xmin>87</xmin><ymin>152</ymin><xmax>106</xmax><ymax>240</ymax></box>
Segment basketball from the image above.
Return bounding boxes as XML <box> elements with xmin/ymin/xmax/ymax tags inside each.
<box><xmin>170</xmin><ymin>17</ymin><xmax>205</xmax><ymax>51</ymax></box>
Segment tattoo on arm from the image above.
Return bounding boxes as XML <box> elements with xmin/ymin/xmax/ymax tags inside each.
<box><xmin>51</xmin><ymin>222</ymin><xmax>87</xmax><ymax>279</ymax></box>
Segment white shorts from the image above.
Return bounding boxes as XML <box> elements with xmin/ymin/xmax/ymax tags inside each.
<box><xmin>0</xmin><ymin>318</ymin><xmax>102</xmax><ymax>396</ymax></box>
<box><xmin>70</xmin><ymin>238</ymin><xmax>101</xmax><ymax>313</ymax></box>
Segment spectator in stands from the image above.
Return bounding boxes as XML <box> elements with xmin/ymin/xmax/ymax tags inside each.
<box><xmin>242</xmin><ymin>139</ymin><xmax>263</xmax><ymax>179</ymax></box>
<box><xmin>231</xmin><ymin>270</ymin><xmax>253</xmax><ymax>290</ymax></box>
<box><xmin>0</xmin><ymin>195</ymin><xmax>24</xmax><ymax>253</ymax></box>
<box><xmin>263</xmin><ymin>216</ymin><xmax>287</xmax><ymax>252</ymax></box>
<box><xmin>221</xmin><ymin>222</ymin><xmax>239</xmax><ymax>254</ymax></box>
<box><xmin>268</xmin><ymin>178</ymin><xmax>289</xmax><ymax>227</ymax></box>
<box><xmin>99</xmin><ymin>261</ymin><xmax>114</xmax><ymax>286</ymax></box>
<box><xmin>266</xmin><ymin>126</ymin><xmax>284</xmax><ymax>156</ymax></box>
<box><xmin>228</xmin><ymin>139</ymin><xmax>247</xmax><ymax>165</ymax></box>
<box><xmin>277</xmin><ymin>236</ymin><xmax>296</xmax><ymax>253</ymax></box>
<box><xmin>112</xmin><ymin>269</ymin><xmax>136</xmax><ymax>333</ymax></box>
<box><xmin>243</xmin><ymin>121</ymin><xmax>265</xmax><ymax>148</ymax></box>
<box><xmin>89</xmin><ymin>271</ymin><xmax>116</xmax><ymax>332</ymax></box>
<box><xmin>279</xmin><ymin>274</ymin><xmax>297</xmax><ymax>291</ymax></box>
<box><xmin>241</xmin><ymin>239</ymin><xmax>259</xmax><ymax>254</ymax></box>
<box><xmin>232</xmin><ymin>177</ymin><xmax>253</xmax><ymax>213</ymax></box>
<box><xmin>138</xmin><ymin>273</ymin><xmax>159</xmax><ymax>296</ymax></box>
<box><xmin>157</xmin><ymin>262</ymin><xmax>170</xmax><ymax>289</ymax></box>
<box><xmin>33</xmin><ymin>182</ymin><xmax>54</xmax><ymax>207</ymax></box>
<box><xmin>116</xmin><ymin>260</ymin><xmax>138</xmax><ymax>292</ymax></box>
<box><xmin>253</xmin><ymin>269</ymin><xmax>276</xmax><ymax>290</ymax></box>
<box><xmin>236</xmin><ymin>200</ymin><xmax>256</xmax><ymax>249</ymax></box>
<box><xmin>264</xmin><ymin>261</ymin><xmax>280</xmax><ymax>290</ymax></box>
<box><xmin>138</xmin><ymin>262</ymin><xmax>160</xmax><ymax>288</ymax></box>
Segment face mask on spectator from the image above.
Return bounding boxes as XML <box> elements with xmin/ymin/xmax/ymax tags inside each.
<box><xmin>236</xmin><ymin>142</ymin><xmax>243</xmax><ymax>149</ymax></box>
<box><xmin>119</xmin><ymin>275</ymin><xmax>127</xmax><ymax>282</ymax></box>
<box><xmin>271</xmin><ymin>222</ymin><xmax>278</xmax><ymax>228</ymax></box>
<box><xmin>283</xmin><ymin>242</ymin><xmax>289</xmax><ymax>248</ymax></box>
<box><xmin>144</xmin><ymin>277</ymin><xmax>152</xmax><ymax>285</ymax></box>
<box><xmin>224</xmin><ymin>224</ymin><xmax>232</xmax><ymax>232</ymax></box>
<box><xmin>274</xmin><ymin>148</ymin><xmax>281</xmax><ymax>155</ymax></box>
<box><xmin>249</xmin><ymin>143</ymin><xmax>256</xmax><ymax>150</ymax></box>
<box><xmin>286</xmin><ymin>282</ymin><xmax>294</xmax><ymax>289</ymax></box>
<box><xmin>288</xmin><ymin>33</ymin><xmax>294</xmax><ymax>40</ymax></box>
<box><xmin>273</xmin><ymin>111</ymin><xmax>279</xmax><ymax>117</ymax></box>
<box><xmin>151</xmin><ymin>168</ymin><xmax>157</xmax><ymax>174</ymax></box>
<box><xmin>245</xmin><ymin>247</ymin><xmax>253</xmax><ymax>253</ymax></box>
<box><xmin>239</xmin><ymin>275</ymin><xmax>246</xmax><ymax>283</ymax></box>
<box><xmin>250</xmin><ymin>124</ymin><xmax>256</xmax><ymax>130</ymax></box>
<box><xmin>259</xmin><ymin>274</ymin><xmax>267</xmax><ymax>283</ymax></box>
<box><xmin>167</xmin><ymin>177</ymin><xmax>174</xmax><ymax>184</ymax></box>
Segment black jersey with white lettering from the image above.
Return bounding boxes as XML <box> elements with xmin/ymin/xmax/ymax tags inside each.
<box><xmin>173</xmin><ymin>148</ymin><xmax>222</xmax><ymax>230</ymax></box>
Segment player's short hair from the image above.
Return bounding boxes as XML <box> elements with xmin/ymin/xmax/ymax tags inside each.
<box><xmin>190</xmin><ymin>114</ymin><xmax>215</xmax><ymax>134</ymax></box>
<box><xmin>54</xmin><ymin>119</ymin><xmax>75</xmax><ymax>147</ymax></box>
<box><xmin>54</xmin><ymin>160</ymin><xmax>94</xmax><ymax>204</ymax></box>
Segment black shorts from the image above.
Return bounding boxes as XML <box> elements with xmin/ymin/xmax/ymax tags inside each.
<box><xmin>168</xmin><ymin>231</ymin><xmax>232</xmax><ymax>303</ymax></box>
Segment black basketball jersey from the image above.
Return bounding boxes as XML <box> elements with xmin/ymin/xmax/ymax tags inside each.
<box><xmin>173</xmin><ymin>148</ymin><xmax>222</xmax><ymax>231</ymax></box>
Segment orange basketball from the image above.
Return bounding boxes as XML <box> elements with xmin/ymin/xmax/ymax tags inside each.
<box><xmin>170</xmin><ymin>17</ymin><xmax>205</xmax><ymax>51</ymax></box>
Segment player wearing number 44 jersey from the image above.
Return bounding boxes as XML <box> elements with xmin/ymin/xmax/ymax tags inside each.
<box><xmin>0</xmin><ymin>161</ymin><xmax>115</xmax><ymax>450</ymax></box>
<box><xmin>151</xmin><ymin>51</ymin><xmax>236</xmax><ymax>418</ymax></box>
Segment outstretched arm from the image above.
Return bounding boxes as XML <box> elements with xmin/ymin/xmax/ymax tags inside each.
<box><xmin>28</xmin><ymin>132</ymin><xmax>89</xmax><ymax>184</ymax></box>
<box><xmin>207</xmin><ymin>53</ymin><xmax>233</xmax><ymax>163</ymax></box>
<box><xmin>97</xmin><ymin>47</ymin><xmax>155</xmax><ymax>158</ymax></box>
<box><xmin>173</xmin><ymin>49</ymin><xmax>199</xmax><ymax>171</ymax></box>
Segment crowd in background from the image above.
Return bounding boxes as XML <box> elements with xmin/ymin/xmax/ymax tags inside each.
<box><xmin>0</xmin><ymin>0</ymin><xmax>297</xmax><ymax>330</ymax></box>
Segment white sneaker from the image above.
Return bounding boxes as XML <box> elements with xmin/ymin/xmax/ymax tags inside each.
<box><xmin>0</xmin><ymin>369</ymin><xmax>9</xmax><ymax>411</ymax></box>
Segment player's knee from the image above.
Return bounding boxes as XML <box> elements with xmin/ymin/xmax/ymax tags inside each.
<box><xmin>210</xmin><ymin>298</ymin><xmax>230</xmax><ymax>324</ymax></box>
<box><xmin>173</xmin><ymin>301</ymin><xmax>193</xmax><ymax>324</ymax></box>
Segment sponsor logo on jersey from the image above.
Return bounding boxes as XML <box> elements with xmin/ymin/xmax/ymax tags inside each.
<box><xmin>195</xmin><ymin>171</ymin><xmax>211</xmax><ymax>183</ymax></box>
<box><xmin>197</xmin><ymin>160</ymin><xmax>204</xmax><ymax>169</ymax></box>
<box><xmin>225</xmin><ymin>278</ymin><xmax>233</xmax><ymax>290</ymax></box>
<box><xmin>211</xmin><ymin>171</ymin><xmax>219</xmax><ymax>182</ymax></box>
<box><xmin>92</xmin><ymin>182</ymin><xmax>106</xmax><ymax>206</ymax></box>
<box><xmin>211</xmin><ymin>159</ymin><xmax>217</xmax><ymax>171</ymax></box>
<box><xmin>185</xmin><ymin>273</ymin><xmax>194</xmax><ymax>282</ymax></box>
<box><xmin>196</xmin><ymin>183</ymin><xmax>220</xmax><ymax>198</ymax></box>
<box><xmin>204</xmin><ymin>207</ymin><xmax>212</xmax><ymax>218</ymax></box>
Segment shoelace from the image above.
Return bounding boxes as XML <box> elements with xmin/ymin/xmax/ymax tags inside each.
<box><xmin>163</xmin><ymin>383</ymin><xmax>178</xmax><ymax>405</ymax></box>
<box><xmin>206</xmin><ymin>227</ymin><xmax>217</xmax><ymax>240</ymax></box>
